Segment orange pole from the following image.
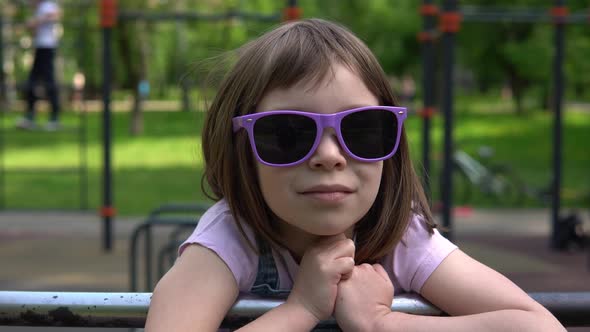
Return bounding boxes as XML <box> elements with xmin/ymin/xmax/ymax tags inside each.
<box><xmin>100</xmin><ymin>0</ymin><xmax>117</xmax><ymax>28</ymax></box>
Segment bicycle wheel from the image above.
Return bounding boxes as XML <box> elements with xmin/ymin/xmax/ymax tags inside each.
<box><xmin>487</xmin><ymin>165</ymin><xmax>524</xmax><ymax>206</ymax></box>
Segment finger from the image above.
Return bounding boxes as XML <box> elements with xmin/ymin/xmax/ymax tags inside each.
<box><xmin>330</xmin><ymin>238</ymin><xmax>355</xmax><ymax>259</ymax></box>
<box><xmin>340</xmin><ymin>264</ymin><xmax>355</xmax><ymax>281</ymax></box>
<box><xmin>332</xmin><ymin>256</ymin><xmax>355</xmax><ymax>279</ymax></box>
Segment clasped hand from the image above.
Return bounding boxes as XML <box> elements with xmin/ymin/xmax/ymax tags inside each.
<box><xmin>286</xmin><ymin>234</ymin><xmax>394</xmax><ymax>331</ymax></box>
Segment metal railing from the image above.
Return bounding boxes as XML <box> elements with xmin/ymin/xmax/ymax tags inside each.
<box><xmin>129</xmin><ymin>203</ymin><xmax>209</xmax><ymax>292</ymax></box>
<box><xmin>1</xmin><ymin>291</ymin><xmax>589</xmax><ymax>328</ymax></box>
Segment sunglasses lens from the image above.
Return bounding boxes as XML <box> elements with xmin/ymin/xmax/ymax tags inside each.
<box><xmin>341</xmin><ymin>109</ymin><xmax>398</xmax><ymax>159</ymax></box>
<box><xmin>253</xmin><ymin>114</ymin><xmax>317</xmax><ymax>165</ymax></box>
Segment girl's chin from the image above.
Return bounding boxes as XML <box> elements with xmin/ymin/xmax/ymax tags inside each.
<box><xmin>301</xmin><ymin>224</ymin><xmax>355</xmax><ymax>238</ymax></box>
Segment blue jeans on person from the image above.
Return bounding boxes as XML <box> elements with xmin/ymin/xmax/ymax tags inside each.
<box><xmin>24</xmin><ymin>48</ymin><xmax>60</xmax><ymax>122</ymax></box>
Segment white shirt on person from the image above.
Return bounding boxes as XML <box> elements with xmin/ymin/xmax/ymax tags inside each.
<box><xmin>34</xmin><ymin>1</ymin><xmax>60</xmax><ymax>48</ymax></box>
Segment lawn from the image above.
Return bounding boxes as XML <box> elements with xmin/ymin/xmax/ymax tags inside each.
<box><xmin>1</xmin><ymin>98</ymin><xmax>588</xmax><ymax>216</ymax></box>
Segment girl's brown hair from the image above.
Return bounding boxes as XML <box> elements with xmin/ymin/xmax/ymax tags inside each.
<box><xmin>201</xmin><ymin>18</ymin><xmax>435</xmax><ymax>263</ymax></box>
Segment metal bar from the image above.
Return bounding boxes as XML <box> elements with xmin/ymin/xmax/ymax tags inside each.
<box><xmin>102</xmin><ymin>25</ymin><xmax>113</xmax><ymax>251</ymax></box>
<box><xmin>0</xmin><ymin>97</ymin><xmax>4</xmax><ymax>211</ymax></box>
<box><xmin>80</xmin><ymin>86</ymin><xmax>89</xmax><ymax>211</ymax></box>
<box><xmin>460</xmin><ymin>6</ymin><xmax>589</xmax><ymax>24</ymax></box>
<box><xmin>0</xmin><ymin>13</ymin><xmax>6</xmax><ymax>104</ymax></box>
<box><xmin>101</xmin><ymin>0</ymin><xmax>115</xmax><ymax>252</ymax></box>
<box><xmin>142</xmin><ymin>201</ymin><xmax>207</xmax><ymax>290</ymax></box>
<box><xmin>1</xmin><ymin>292</ymin><xmax>590</xmax><ymax>328</ymax></box>
<box><xmin>135</xmin><ymin>204</ymin><xmax>207</xmax><ymax>290</ymax></box>
<box><xmin>118</xmin><ymin>10</ymin><xmax>280</xmax><ymax>22</ymax></box>
<box><xmin>129</xmin><ymin>217</ymin><xmax>199</xmax><ymax>291</ymax></box>
<box><xmin>550</xmin><ymin>0</ymin><xmax>565</xmax><ymax>249</ymax></box>
<box><xmin>78</xmin><ymin>3</ymin><xmax>90</xmax><ymax>211</ymax></box>
<box><xmin>129</xmin><ymin>223</ymin><xmax>148</xmax><ymax>292</ymax></box>
<box><xmin>0</xmin><ymin>13</ymin><xmax>5</xmax><ymax>210</ymax></box>
<box><xmin>420</xmin><ymin>0</ymin><xmax>437</xmax><ymax>199</ymax></box>
<box><xmin>440</xmin><ymin>0</ymin><xmax>458</xmax><ymax>241</ymax></box>
<box><xmin>145</xmin><ymin>223</ymin><xmax>153</xmax><ymax>289</ymax></box>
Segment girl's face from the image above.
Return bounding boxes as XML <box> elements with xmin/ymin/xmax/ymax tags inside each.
<box><xmin>255</xmin><ymin>64</ymin><xmax>383</xmax><ymax>239</ymax></box>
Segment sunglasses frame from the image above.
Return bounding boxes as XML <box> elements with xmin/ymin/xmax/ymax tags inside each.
<box><xmin>232</xmin><ymin>106</ymin><xmax>407</xmax><ymax>167</ymax></box>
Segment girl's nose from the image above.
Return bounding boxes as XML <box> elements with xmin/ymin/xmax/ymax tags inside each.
<box><xmin>308</xmin><ymin>129</ymin><xmax>347</xmax><ymax>170</ymax></box>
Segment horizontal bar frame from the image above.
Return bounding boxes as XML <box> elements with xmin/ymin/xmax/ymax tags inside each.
<box><xmin>460</xmin><ymin>6</ymin><xmax>589</xmax><ymax>23</ymax></box>
<box><xmin>1</xmin><ymin>291</ymin><xmax>589</xmax><ymax>328</ymax></box>
<box><xmin>118</xmin><ymin>10</ymin><xmax>281</xmax><ymax>22</ymax></box>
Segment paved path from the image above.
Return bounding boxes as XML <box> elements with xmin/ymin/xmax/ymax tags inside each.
<box><xmin>1</xmin><ymin>209</ymin><xmax>589</xmax><ymax>331</ymax></box>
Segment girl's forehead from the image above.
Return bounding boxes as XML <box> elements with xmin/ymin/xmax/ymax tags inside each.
<box><xmin>257</xmin><ymin>64</ymin><xmax>377</xmax><ymax>112</ymax></box>
<box><xmin>267</xmin><ymin>63</ymin><xmax>361</xmax><ymax>95</ymax></box>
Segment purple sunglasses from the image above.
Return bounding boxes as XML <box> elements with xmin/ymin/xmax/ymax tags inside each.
<box><xmin>232</xmin><ymin>106</ymin><xmax>407</xmax><ymax>167</ymax></box>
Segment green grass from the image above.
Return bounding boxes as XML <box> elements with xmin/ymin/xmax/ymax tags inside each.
<box><xmin>1</xmin><ymin>98</ymin><xmax>589</xmax><ymax>215</ymax></box>
<box><xmin>2</xmin><ymin>110</ymin><xmax>207</xmax><ymax>215</ymax></box>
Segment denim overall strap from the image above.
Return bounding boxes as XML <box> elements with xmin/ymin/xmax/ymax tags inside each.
<box><xmin>249</xmin><ymin>237</ymin><xmax>291</xmax><ymax>298</ymax></box>
<box><xmin>249</xmin><ymin>237</ymin><xmax>341</xmax><ymax>331</ymax></box>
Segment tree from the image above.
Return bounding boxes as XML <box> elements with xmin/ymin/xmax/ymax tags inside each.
<box><xmin>458</xmin><ymin>1</ymin><xmax>589</xmax><ymax>114</ymax></box>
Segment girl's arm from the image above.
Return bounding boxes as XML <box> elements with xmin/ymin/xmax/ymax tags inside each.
<box><xmin>335</xmin><ymin>250</ymin><xmax>565</xmax><ymax>332</ymax></box>
<box><xmin>147</xmin><ymin>236</ymin><xmax>354</xmax><ymax>332</ymax></box>
<box><xmin>398</xmin><ymin>249</ymin><xmax>565</xmax><ymax>331</ymax></box>
<box><xmin>145</xmin><ymin>244</ymin><xmax>240</xmax><ymax>331</ymax></box>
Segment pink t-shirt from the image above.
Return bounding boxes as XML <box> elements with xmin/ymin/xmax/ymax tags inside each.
<box><xmin>179</xmin><ymin>199</ymin><xmax>457</xmax><ymax>295</ymax></box>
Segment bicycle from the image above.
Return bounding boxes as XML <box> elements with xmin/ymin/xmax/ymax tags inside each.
<box><xmin>448</xmin><ymin>146</ymin><xmax>524</xmax><ymax>206</ymax></box>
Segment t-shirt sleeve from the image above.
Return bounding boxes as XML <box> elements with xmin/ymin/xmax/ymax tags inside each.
<box><xmin>392</xmin><ymin>214</ymin><xmax>458</xmax><ymax>293</ymax></box>
<box><xmin>178</xmin><ymin>202</ymin><xmax>258</xmax><ymax>292</ymax></box>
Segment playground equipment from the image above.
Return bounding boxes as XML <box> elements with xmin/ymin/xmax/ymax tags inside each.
<box><xmin>418</xmin><ymin>1</ymin><xmax>588</xmax><ymax>248</ymax></box>
<box><xmin>129</xmin><ymin>202</ymin><xmax>209</xmax><ymax>292</ymax></box>
<box><xmin>98</xmin><ymin>0</ymin><xmax>301</xmax><ymax>251</ymax></box>
<box><xmin>1</xmin><ymin>291</ymin><xmax>589</xmax><ymax>328</ymax></box>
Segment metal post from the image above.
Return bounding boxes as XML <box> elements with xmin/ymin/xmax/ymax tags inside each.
<box><xmin>284</xmin><ymin>0</ymin><xmax>301</xmax><ymax>21</ymax></box>
<box><xmin>550</xmin><ymin>2</ymin><xmax>565</xmax><ymax>249</ymax></box>
<box><xmin>419</xmin><ymin>1</ymin><xmax>438</xmax><ymax>199</ymax></box>
<box><xmin>0</xmin><ymin>13</ymin><xmax>4</xmax><ymax>210</ymax></box>
<box><xmin>440</xmin><ymin>0</ymin><xmax>460</xmax><ymax>240</ymax></box>
<box><xmin>101</xmin><ymin>0</ymin><xmax>117</xmax><ymax>251</ymax></box>
<box><xmin>77</xmin><ymin>4</ymin><xmax>89</xmax><ymax>211</ymax></box>
<box><xmin>0</xmin><ymin>14</ymin><xmax>6</xmax><ymax>105</ymax></box>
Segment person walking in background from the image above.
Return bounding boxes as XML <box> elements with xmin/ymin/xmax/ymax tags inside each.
<box><xmin>16</xmin><ymin>0</ymin><xmax>62</xmax><ymax>131</ymax></box>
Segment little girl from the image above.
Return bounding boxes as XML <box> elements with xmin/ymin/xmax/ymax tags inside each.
<box><xmin>146</xmin><ymin>19</ymin><xmax>563</xmax><ymax>331</ymax></box>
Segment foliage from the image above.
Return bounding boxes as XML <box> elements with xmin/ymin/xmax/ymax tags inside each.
<box><xmin>2</xmin><ymin>1</ymin><xmax>589</xmax><ymax>112</ymax></box>
<box><xmin>1</xmin><ymin>100</ymin><xmax>589</xmax><ymax>215</ymax></box>
<box><xmin>457</xmin><ymin>0</ymin><xmax>590</xmax><ymax>113</ymax></box>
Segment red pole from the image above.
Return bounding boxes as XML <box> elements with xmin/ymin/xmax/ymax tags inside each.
<box><xmin>100</xmin><ymin>0</ymin><xmax>117</xmax><ymax>28</ymax></box>
<box><xmin>283</xmin><ymin>0</ymin><xmax>301</xmax><ymax>21</ymax></box>
<box><xmin>100</xmin><ymin>0</ymin><xmax>117</xmax><ymax>251</ymax></box>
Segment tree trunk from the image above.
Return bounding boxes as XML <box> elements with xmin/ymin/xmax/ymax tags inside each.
<box><xmin>116</xmin><ymin>20</ymin><xmax>148</xmax><ymax>136</ymax></box>
<box><xmin>176</xmin><ymin>1</ymin><xmax>191</xmax><ymax>112</ymax></box>
<box><xmin>508</xmin><ymin>69</ymin><xmax>527</xmax><ymax>116</ymax></box>
<box><xmin>540</xmin><ymin>85</ymin><xmax>551</xmax><ymax>111</ymax></box>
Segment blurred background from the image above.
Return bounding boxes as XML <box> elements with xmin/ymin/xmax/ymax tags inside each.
<box><xmin>0</xmin><ymin>0</ymin><xmax>588</xmax><ymax>218</ymax></box>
